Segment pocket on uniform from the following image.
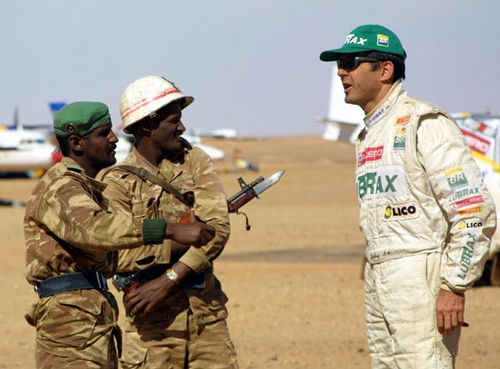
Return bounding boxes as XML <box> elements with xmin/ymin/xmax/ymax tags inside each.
<box><xmin>120</xmin><ymin>328</ymin><xmax>149</xmax><ymax>369</ymax></box>
<box><xmin>37</xmin><ymin>292</ymin><xmax>104</xmax><ymax>349</ymax></box>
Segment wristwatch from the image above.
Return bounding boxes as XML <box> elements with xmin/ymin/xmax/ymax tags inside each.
<box><xmin>165</xmin><ymin>268</ymin><xmax>180</xmax><ymax>284</ymax></box>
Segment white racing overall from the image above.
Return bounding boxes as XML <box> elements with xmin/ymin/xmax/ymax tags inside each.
<box><xmin>356</xmin><ymin>81</ymin><xmax>496</xmax><ymax>368</ymax></box>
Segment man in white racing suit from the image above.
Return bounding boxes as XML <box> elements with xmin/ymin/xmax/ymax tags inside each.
<box><xmin>320</xmin><ymin>24</ymin><xmax>496</xmax><ymax>368</ymax></box>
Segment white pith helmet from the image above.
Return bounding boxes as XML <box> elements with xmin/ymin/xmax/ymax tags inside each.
<box><xmin>120</xmin><ymin>76</ymin><xmax>194</xmax><ymax>133</ymax></box>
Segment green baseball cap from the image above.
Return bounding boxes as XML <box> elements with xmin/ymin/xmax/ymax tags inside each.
<box><xmin>54</xmin><ymin>101</ymin><xmax>111</xmax><ymax>137</ymax></box>
<box><xmin>320</xmin><ymin>24</ymin><xmax>406</xmax><ymax>61</ymax></box>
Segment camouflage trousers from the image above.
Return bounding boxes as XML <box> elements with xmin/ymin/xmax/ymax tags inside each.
<box><xmin>120</xmin><ymin>310</ymin><xmax>238</xmax><ymax>369</ymax></box>
<box><xmin>26</xmin><ymin>289</ymin><xmax>121</xmax><ymax>369</ymax></box>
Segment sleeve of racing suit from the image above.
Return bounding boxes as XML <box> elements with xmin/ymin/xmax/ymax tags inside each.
<box><xmin>179</xmin><ymin>148</ymin><xmax>230</xmax><ymax>274</ymax></box>
<box><xmin>417</xmin><ymin>114</ymin><xmax>497</xmax><ymax>292</ymax></box>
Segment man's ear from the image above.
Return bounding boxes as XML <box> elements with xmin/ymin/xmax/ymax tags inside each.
<box><xmin>139</xmin><ymin>120</ymin><xmax>156</xmax><ymax>137</ymax></box>
<box><xmin>380</xmin><ymin>60</ymin><xmax>395</xmax><ymax>83</ymax></box>
<box><xmin>68</xmin><ymin>135</ymin><xmax>85</xmax><ymax>154</ymax></box>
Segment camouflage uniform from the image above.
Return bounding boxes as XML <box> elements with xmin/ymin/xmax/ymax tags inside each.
<box><xmin>99</xmin><ymin>146</ymin><xmax>238</xmax><ymax>369</ymax></box>
<box><xmin>25</xmin><ymin>157</ymin><xmax>167</xmax><ymax>369</ymax></box>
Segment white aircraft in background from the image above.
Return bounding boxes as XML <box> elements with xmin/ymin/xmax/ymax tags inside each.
<box><xmin>196</xmin><ymin>128</ymin><xmax>238</xmax><ymax>140</ymax></box>
<box><xmin>182</xmin><ymin>131</ymin><xmax>225</xmax><ymax>161</ymax></box>
<box><xmin>0</xmin><ymin>106</ymin><xmax>59</xmax><ymax>174</ymax></box>
<box><xmin>317</xmin><ymin>64</ymin><xmax>364</xmax><ymax>143</ymax></box>
<box><xmin>0</xmin><ymin>127</ymin><xmax>59</xmax><ymax>173</ymax></box>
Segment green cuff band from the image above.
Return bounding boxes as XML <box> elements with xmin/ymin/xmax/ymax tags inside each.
<box><xmin>142</xmin><ymin>219</ymin><xmax>166</xmax><ymax>245</ymax></box>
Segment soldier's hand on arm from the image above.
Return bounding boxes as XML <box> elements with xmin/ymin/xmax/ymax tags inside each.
<box><xmin>436</xmin><ymin>288</ymin><xmax>465</xmax><ymax>336</ymax></box>
<box><xmin>124</xmin><ymin>261</ymin><xmax>192</xmax><ymax>316</ymax></box>
<box><xmin>165</xmin><ymin>221</ymin><xmax>215</xmax><ymax>247</ymax></box>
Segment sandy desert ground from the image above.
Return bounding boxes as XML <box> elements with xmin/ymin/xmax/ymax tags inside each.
<box><xmin>0</xmin><ymin>136</ymin><xmax>499</xmax><ymax>369</ymax></box>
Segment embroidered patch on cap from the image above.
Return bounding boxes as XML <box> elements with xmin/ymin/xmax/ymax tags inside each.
<box><xmin>377</xmin><ymin>34</ymin><xmax>389</xmax><ymax>47</ymax></box>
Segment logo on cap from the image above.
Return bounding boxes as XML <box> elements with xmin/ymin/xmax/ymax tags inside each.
<box><xmin>345</xmin><ymin>33</ymin><xmax>368</xmax><ymax>46</ymax></box>
<box><xmin>377</xmin><ymin>34</ymin><xmax>389</xmax><ymax>47</ymax></box>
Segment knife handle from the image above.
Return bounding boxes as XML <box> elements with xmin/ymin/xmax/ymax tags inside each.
<box><xmin>228</xmin><ymin>190</ymin><xmax>257</xmax><ymax>213</ymax></box>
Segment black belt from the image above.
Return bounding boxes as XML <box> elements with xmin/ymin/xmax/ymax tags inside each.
<box><xmin>35</xmin><ymin>271</ymin><xmax>108</xmax><ymax>298</ymax></box>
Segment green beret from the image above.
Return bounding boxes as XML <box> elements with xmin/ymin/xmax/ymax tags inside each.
<box><xmin>54</xmin><ymin>101</ymin><xmax>111</xmax><ymax>137</ymax></box>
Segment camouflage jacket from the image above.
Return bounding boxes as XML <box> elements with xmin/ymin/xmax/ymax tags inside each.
<box><xmin>99</xmin><ymin>146</ymin><xmax>230</xmax><ymax>324</ymax></box>
<box><xmin>25</xmin><ymin>157</ymin><xmax>166</xmax><ymax>285</ymax></box>
<box><xmin>99</xmin><ymin>147</ymin><xmax>230</xmax><ymax>273</ymax></box>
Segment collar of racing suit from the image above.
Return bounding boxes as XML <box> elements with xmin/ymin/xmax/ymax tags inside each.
<box><xmin>364</xmin><ymin>79</ymin><xmax>404</xmax><ymax>128</ymax></box>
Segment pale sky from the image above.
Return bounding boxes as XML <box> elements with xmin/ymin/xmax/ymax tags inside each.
<box><xmin>3</xmin><ymin>0</ymin><xmax>500</xmax><ymax>136</ymax></box>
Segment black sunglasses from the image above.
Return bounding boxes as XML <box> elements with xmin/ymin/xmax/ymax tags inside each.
<box><xmin>337</xmin><ymin>56</ymin><xmax>381</xmax><ymax>71</ymax></box>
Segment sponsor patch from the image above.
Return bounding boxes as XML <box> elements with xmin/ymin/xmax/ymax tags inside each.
<box><xmin>357</xmin><ymin>146</ymin><xmax>384</xmax><ymax>166</ymax></box>
<box><xmin>450</xmin><ymin>195</ymin><xmax>484</xmax><ymax>211</ymax></box>
<box><xmin>393</xmin><ymin>128</ymin><xmax>406</xmax><ymax>151</ymax></box>
<box><xmin>383</xmin><ymin>203</ymin><xmax>419</xmax><ymax>221</ymax></box>
<box><xmin>395</xmin><ymin>115</ymin><xmax>411</xmax><ymax>125</ymax></box>
<box><xmin>457</xmin><ymin>233</ymin><xmax>477</xmax><ymax>280</ymax></box>
<box><xmin>365</xmin><ymin>102</ymin><xmax>390</xmax><ymax>127</ymax></box>
<box><xmin>448</xmin><ymin>187</ymin><xmax>480</xmax><ymax>202</ymax></box>
<box><xmin>377</xmin><ymin>34</ymin><xmax>389</xmax><ymax>47</ymax></box>
<box><xmin>458</xmin><ymin>221</ymin><xmax>483</xmax><ymax>230</ymax></box>
<box><xmin>356</xmin><ymin>165</ymin><xmax>408</xmax><ymax>200</ymax></box>
<box><xmin>445</xmin><ymin>167</ymin><xmax>469</xmax><ymax>190</ymax></box>
<box><xmin>458</xmin><ymin>205</ymin><xmax>483</xmax><ymax>216</ymax></box>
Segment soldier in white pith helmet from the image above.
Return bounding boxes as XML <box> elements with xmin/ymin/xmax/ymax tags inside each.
<box><xmin>98</xmin><ymin>76</ymin><xmax>238</xmax><ymax>369</ymax></box>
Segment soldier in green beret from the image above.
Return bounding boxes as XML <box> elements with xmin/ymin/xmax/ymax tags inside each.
<box><xmin>24</xmin><ymin>101</ymin><xmax>216</xmax><ymax>369</ymax></box>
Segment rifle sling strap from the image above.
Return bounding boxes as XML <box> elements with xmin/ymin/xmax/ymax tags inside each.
<box><xmin>117</xmin><ymin>165</ymin><xmax>193</xmax><ymax>208</ymax></box>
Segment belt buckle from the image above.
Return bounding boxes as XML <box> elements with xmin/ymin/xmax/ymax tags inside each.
<box><xmin>137</xmin><ymin>168</ymin><xmax>150</xmax><ymax>181</ymax></box>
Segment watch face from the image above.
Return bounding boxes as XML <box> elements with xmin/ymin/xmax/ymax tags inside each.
<box><xmin>166</xmin><ymin>269</ymin><xmax>179</xmax><ymax>282</ymax></box>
